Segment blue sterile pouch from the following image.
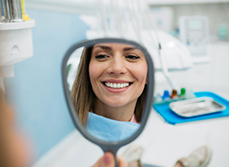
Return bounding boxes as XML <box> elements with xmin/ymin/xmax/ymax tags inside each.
<box><xmin>86</xmin><ymin>112</ymin><xmax>140</xmax><ymax>142</ymax></box>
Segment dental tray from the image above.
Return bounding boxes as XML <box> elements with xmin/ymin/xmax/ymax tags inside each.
<box><xmin>153</xmin><ymin>92</ymin><xmax>229</xmax><ymax>125</ymax></box>
<box><xmin>169</xmin><ymin>97</ymin><xmax>226</xmax><ymax>117</ymax></box>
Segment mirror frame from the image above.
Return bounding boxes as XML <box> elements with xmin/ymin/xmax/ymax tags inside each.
<box><xmin>62</xmin><ymin>38</ymin><xmax>154</xmax><ymax>157</ymax></box>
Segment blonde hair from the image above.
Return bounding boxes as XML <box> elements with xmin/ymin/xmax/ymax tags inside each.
<box><xmin>71</xmin><ymin>46</ymin><xmax>147</xmax><ymax>126</ymax></box>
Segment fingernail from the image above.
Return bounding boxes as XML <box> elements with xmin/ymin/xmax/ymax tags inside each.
<box><xmin>103</xmin><ymin>154</ymin><xmax>111</xmax><ymax>165</ymax></box>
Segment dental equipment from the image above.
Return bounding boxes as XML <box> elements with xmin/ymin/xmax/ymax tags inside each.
<box><xmin>142</xmin><ymin>0</ymin><xmax>177</xmax><ymax>90</ymax></box>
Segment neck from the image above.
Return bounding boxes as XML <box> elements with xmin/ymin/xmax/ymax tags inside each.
<box><xmin>93</xmin><ymin>98</ymin><xmax>137</xmax><ymax>122</ymax></box>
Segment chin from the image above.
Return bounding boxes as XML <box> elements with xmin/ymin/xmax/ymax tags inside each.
<box><xmin>106</xmin><ymin>100</ymin><xmax>128</xmax><ymax>108</ymax></box>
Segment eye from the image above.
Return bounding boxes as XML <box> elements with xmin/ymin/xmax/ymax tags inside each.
<box><xmin>125</xmin><ymin>54</ymin><xmax>140</xmax><ymax>60</ymax></box>
<box><xmin>95</xmin><ymin>54</ymin><xmax>109</xmax><ymax>59</ymax></box>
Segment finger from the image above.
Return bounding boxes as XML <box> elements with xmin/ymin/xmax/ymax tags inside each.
<box><xmin>91</xmin><ymin>156</ymin><xmax>103</xmax><ymax>167</ymax></box>
<box><xmin>101</xmin><ymin>152</ymin><xmax>115</xmax><ymax>167</ymax></box>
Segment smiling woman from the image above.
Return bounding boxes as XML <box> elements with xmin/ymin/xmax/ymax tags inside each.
<box><xmin>66</xmin><ymin>40</ymin><xmax>150</xmax><ymax>142</ymax></box>
<box><xmin>71</xmin><ymin>42</ymin><xmax>147</xmax><ymax>125</ymax></box>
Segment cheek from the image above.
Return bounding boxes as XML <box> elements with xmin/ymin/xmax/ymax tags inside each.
<box><xmin>89</xmin><ymin>61</ymin><xmax>107</xmax><ymax>82</ymax></box>
<box><xmin>133</xmin><ymin>64</ymin><xmax>148</xmax><ymax>82</ymax></box>
<box><xmin>89</xmin><ymin>62</ymin><xmax>98</xmax><ymax>81</ymax></box>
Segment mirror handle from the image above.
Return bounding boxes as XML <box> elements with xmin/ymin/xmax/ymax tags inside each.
<box><xmin>101</xmin><ymin>147</ymin><xmax>119</xmax><ymax>167</ymax></box>
<box><xmin>115</xmin><ymin>155</ymin><xmax>119</xmax><ymax>167</ymax></box>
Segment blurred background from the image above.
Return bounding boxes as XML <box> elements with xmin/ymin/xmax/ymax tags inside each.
<box><xmin>1</xmin><ymin>0</ymin><xmax>229</xmax><ymax>166</ymax></box>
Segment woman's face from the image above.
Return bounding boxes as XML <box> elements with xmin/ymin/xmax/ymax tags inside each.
<box><xmin>89</xmin><ymin>43</ymin><xmax>147</xmax><ymax>108</ymax></box>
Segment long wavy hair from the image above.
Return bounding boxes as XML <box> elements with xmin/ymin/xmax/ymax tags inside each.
<box><xmin>71</xmin><ymin>46</ymin><xmax>147</xmax><ymax>126</ymax></box>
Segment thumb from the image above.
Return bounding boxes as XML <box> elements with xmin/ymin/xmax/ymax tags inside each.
<box><xmin>100</xmin><ymin>152</ymin><xmax>115</xmax><ymax>167</ymax></box>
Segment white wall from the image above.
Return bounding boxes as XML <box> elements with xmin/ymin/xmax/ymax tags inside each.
<box><xmin>155</xmin><ymin>41</ymin><xmax>229</xmax><ymax>99</ymax></box>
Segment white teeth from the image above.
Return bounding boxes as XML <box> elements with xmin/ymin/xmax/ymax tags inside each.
<box><xmin>113</xmin><ymin>83</ymin><xmax>117</xmax><ymax>88</ymax></box>
<box><xmin>105</xmin><ymin>82</ymin><xmax>130</xmax><ymax>89</ymax></box>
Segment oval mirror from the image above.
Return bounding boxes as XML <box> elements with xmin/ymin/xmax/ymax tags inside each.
<box><xmin>62</xmin><ymin>38</ymin><xmax>154</xmax><ymax>166</ymax></box>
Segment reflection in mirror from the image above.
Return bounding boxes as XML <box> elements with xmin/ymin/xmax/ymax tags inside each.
<box><xmin>66</xmin><ymin>42</ymin><xmax>148</xmax><ymax>142</ymax></box>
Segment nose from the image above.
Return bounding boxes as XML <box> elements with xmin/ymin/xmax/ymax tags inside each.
<box><xmin>107</xmin><ymin>56</ymin><xmax>127</xmax><ymax>76</ymax></box>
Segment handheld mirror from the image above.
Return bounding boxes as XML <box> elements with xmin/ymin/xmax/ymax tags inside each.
<box><xmin>62</xmin><ymin>38</ymin><xmax>154</xmax><ymax>166</ymax></box>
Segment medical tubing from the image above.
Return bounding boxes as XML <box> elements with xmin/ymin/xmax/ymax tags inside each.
<box><xmin>158</xmin><ymin>41</ymin><xmax>176</xmax><ymax>89</ymax></box>
<box><xmin>142</xmin><ymin>0</ymin><xmax>175</xmax><ymax>89</ymax></box>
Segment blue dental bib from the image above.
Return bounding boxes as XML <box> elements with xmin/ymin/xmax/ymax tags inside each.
<box><xmin>86</xmin><ymin>112</ymin><xmax>140</xmax><ymax>142</ymax></box>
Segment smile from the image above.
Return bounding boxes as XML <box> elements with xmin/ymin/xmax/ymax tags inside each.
<box><xmin>101</xmin><ymin>81</ymin><xmax>133</xmax><ymax>89</ymax></box>
<box><xmin>105</xmin><ymin>82</ymin><xmax>129</xmax><ymax>89</ymax></box>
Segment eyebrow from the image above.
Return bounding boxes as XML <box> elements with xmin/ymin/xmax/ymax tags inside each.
<box><xmin>94</xmin><ymin>45</ymin><xmax>138</xmax><ymax>51</ymax></box>
<box><xmin>123</xmin><ymin>47</ymin><xmax>138</xmax><ymax>51</ymax></box>
<box><xmin>93</xmin><ymin>45</ymin><xmax>112</xmax><ymax>51</ymax></box>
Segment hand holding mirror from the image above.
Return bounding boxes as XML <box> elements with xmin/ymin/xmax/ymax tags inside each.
<box><xmin>62</xmin><ymin>38</ymin><xmax>154</xmax><ymax>166</ymax></box>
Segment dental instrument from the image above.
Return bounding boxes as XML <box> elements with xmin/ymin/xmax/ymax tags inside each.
<box><xmin>8</xmin><ymin>0</ymin><xmax>23</xmax><ymax>22</ymax></box>
<box><xmin>2</xmin><ymin>0</ymin><xmax>10</xmax><ymax>22</ymax></box>
<box><xmin>169</xmin><ymin>97</ymin><xmax>226</xmax><ymax>117</ymax></box>
<box><xmin>0</xmin><ymin>0</ymin><xmax>35</xmax><ymax>90</ymax></box>
<box><xmin>0</xmin><ymin>0</ymin><xmax>2</xmax><ymax>21</ymax></box>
